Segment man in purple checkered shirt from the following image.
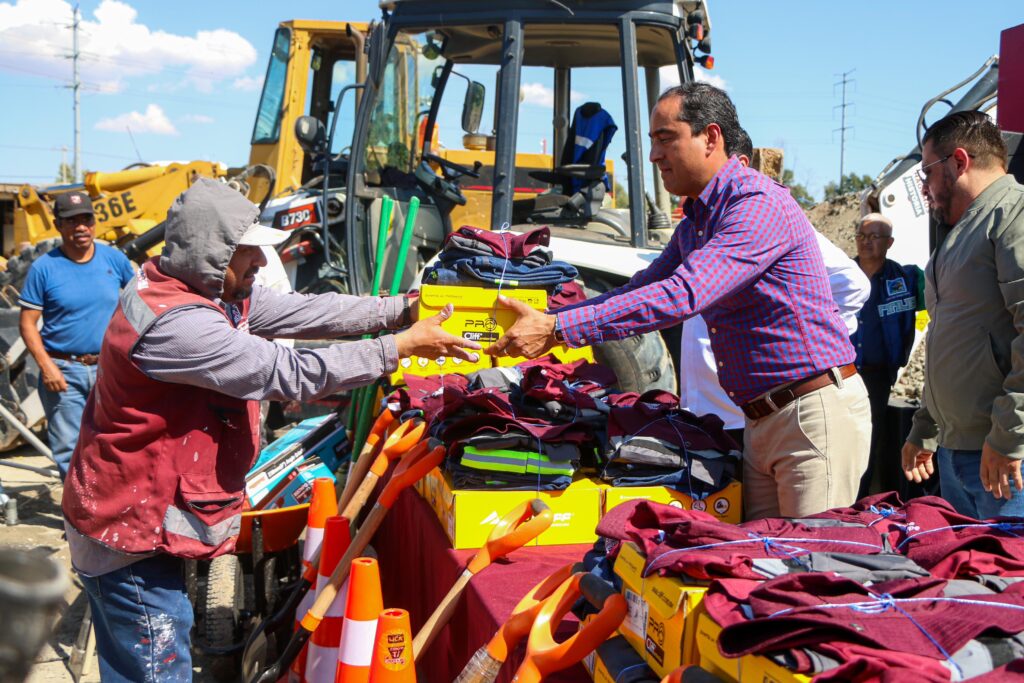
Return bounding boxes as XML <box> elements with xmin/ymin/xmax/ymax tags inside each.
<box><xmin>490</xmin><ymin>83</ymin><xmax>871</xmax><ymax>519</ymax></box>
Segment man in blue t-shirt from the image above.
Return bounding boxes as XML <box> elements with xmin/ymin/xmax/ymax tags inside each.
<box><xmin>18</xmin><ymin>191</ymin><xmax>135</xmax><ymax>477</ymax></box>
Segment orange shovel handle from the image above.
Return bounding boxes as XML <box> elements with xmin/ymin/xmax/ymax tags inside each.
<box><xmin>378</xmin><ymin>442</ymin><xmax>446</xmax><ymax>509</ymax></box>
<box><xmin>338</xmin><ymin>410</ymin><xmax>394</xmax><ymax>511</ymax></box>
<box><xmin>485</xmin><ymin>562</ymin><xmax>577</xmax><ymax>663</ymax></box>
<box><xmin>467</xmin><ymin>500</ymin><xmax>553</xmax><ymax>575</ymax></box>
<box><xmin>514</xmin><ymin>573</ymin><xmax>626</xmax><ymax>682</ymax></box>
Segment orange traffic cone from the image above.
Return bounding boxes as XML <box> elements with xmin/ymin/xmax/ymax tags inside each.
<box><xmin>367</xmin><ymin>609</ymin><xmax>416</xmax><ymax>683</ymax></box>
<box><xmin>303</xmin><ymin>516</ymin><xmax>352</xmax><ymax>683</ymax></box>
<box><xmin>335</xmin><ymin>557</ymin><xmax>385</xmax><ymax>683</ymax></box>
<box><xmin>290</xmin><ymin>477</ymin><xmax>338</xmax><ymax>682</ymax></box>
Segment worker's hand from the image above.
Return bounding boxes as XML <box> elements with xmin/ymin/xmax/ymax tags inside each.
<box><xmin>394</xmin><ymin>303</ymin><xmax>481</xmax><ymax>362</ymax></box>
<box><xmin>41</xmin><ymin>362</ymin><xmax>67</xmax><ymax>393</ymax></box>
<box><xmin>980</xmin><ymin>442</ymin><xmax>1024</xmax><ymax>502</ymax></box>
<box><xmin>486</xmin><ymin>296</ymin><xmax>557</xmax><ymax>360</ymax></box>
<box><xmin>901</xmin><ymin>441</ymin><xmax>934</xmax><ymax>484</ymax></box>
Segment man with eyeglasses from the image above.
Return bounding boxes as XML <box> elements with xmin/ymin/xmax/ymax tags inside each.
<box><xmin>850</xmin><ymin>213</ymin><xmax>924</xmax><ymax>498</ymax></box>
<box><xmin>17</xmin><ymin>191</ymin><xmax>135</xmax><ymax>478</ymax></box>
<box><xmin>902</xmin><ymin>110</ymin><xmax>1024</xmax><ymax>518</ymax></box>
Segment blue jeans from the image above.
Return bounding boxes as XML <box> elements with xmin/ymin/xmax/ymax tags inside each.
<box><xmin>38</xmin><ymin>358</ymin><xmax>96</xmax><ymax>478</ymax></box>
<box><xmin>79</xmin><ymin>555</ymin><xmax>193</xmax><ymax>682</ymax></box>
<box><xmin>937</xmin><ymin>447</ymin><xmax>1024</xmax><ymax>518</ymax></box>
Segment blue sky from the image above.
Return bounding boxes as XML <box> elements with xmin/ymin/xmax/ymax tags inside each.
<box><xmin>1</xmin><ymin>0</ymin><xmax>1021</xmax><ymax>200</ymax></box>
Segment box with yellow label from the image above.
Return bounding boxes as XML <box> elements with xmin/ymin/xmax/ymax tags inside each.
<box><xmin>695</xmin><ymin>612</ymin><xmax>810</xmax><ymax>683</ymax></box>
<box><xmin>601</xmin><ymin>480</ymin><xmax>742</xmax><ymax>525</ymax></box>
<box><xmin>613</xmin><ymin>541</ymin><xmax>708</xmax><ymax>676</ymax></box>
<box><xmin>395</xmin><ymin>284</ymin><xmax>546</xmax><ymax>381</ymax></box>
<box><xmin>418</xmin><ymin>467</ymin><xmax>601</xmax><ymax>549</ymax></box>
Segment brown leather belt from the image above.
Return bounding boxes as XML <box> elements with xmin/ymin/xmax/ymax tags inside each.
<box><xmin>48</xmin><ymin>351</ymin><xmax>99</xmax><ymax>366</ymax></box>
<box><xmin>742</xmin><ymin>364</ymin><xmax>857</xmax><ymax>420</ymax></box>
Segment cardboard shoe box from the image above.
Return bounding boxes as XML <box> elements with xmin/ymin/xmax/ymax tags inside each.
<box><xmin>695</xmin><ymin>612</ymin><xmax>810</xmax><ymax>683</ymax></box>
<box><xmin>602</xmin><ymin>480</ymin><xmax>742</xmax><ymax>525</ymax></box>
<box><xmin>417</xmin><ymin>467</ymin><xmax>601</xmax><ymax>549</ymax></box>
<box><xmin>613</xmin><ymin>541</ymin><xmax>708</xmax><ymax>676</ymax></box>
<box><xmin>396</xmin><ymin>284</ymin><xmax>546</xmax><ymax>380</ymax></box>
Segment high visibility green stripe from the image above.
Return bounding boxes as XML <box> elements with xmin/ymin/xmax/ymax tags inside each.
<box><xmin>461</xmin><ymin>446</ymin><xmax>574</xmax><ymax>476</ymax></box>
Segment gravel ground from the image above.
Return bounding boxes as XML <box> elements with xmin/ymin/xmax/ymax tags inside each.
<box><xmin>0</xmin><ymin>447</ymin><xmax>218</xmax><ymax>683</ymax></box>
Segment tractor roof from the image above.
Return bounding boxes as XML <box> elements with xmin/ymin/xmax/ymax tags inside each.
<box><xmin>380</xmin><ymin>0</ymin><xmax>692</xmax><ymax>68</ymax></box>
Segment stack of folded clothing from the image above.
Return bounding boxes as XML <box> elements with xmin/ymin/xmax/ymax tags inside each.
<box><xmin>597</xmin><ymin>494</ymin><xmax>1024</xmax><ymax>681</ymax></box>
<box><xmin>600</xmin><ymin>390</ymin><xmax>741</xmax><ymax>499</ymax></box>
<box><xmin>386</xmin><ymin>356</ymin><xmax>618</xmax><ymax>490</ymax></box>
<box><xmin>422</xmin><ymin>225</ymin><xmax>579</xmax><ymax>289</ymax></box>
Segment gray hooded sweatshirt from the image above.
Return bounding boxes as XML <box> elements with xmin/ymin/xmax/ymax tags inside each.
<box><xmin>135</xmin><ymin>177</ymin><xmax>403</xmax><ymax>401</ymax></box>
<box><xmin>67</xmin><ymin>178</ymin><xmax>405</xmax><ymax>576</ymax></box>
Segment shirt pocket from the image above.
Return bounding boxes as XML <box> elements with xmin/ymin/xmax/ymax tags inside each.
<box><xmin>174</xmin><ymin>472</ymin><xmax>243</xmax><ymax>540</ymax></box>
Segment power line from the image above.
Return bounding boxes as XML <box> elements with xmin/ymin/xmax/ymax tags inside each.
<box><xmin>833</xmin><ymin>68</ymin><xmax>855</xmax><ymax>185</ymax></box>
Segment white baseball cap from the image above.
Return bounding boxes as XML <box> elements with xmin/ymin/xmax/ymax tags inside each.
<box><xmin>238</xmin><ymin>221</ymin><xmax>290</xmax><ymax>247</ymax></box>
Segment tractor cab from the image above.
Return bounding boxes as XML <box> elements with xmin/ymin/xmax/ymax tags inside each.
<box><xmin>342</xmin><ymin>0</ymin><xmax>713</xmax><ymax>298</ymax></box>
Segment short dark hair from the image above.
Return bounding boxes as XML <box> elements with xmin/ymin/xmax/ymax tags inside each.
<box><xmin>658</xmin><ymin>82</ymin><xmax>743</xmax><ymax>156</ymax></box>
<box><xmin>729</xmin><ymin>127</ymin><xmax>754</xmax><ymax>160</ymax></box>
<box><xmin>922</xmin><ymin>110</ymin><xmax>1007</xmax><ymax>170</ymax></box>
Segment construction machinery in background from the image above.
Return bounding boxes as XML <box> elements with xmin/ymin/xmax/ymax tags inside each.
<box><xmin>280</xmin><ymin>0</ymin><xmax>715</xmax><ymax>393</ymax></box>
<box><xmin>862</xmin><ymin>22</ymin><xmax>1024</xmax><ymax>269</ymax></box>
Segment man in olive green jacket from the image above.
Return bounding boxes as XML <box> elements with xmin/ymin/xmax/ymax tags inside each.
<box><xmin>902</xmin><ymin>110</ymin><xmax>1024</xmax><ymax>518</ymax></box>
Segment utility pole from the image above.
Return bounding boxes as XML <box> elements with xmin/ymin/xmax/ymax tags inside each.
<box><xmin>71</xmin><ymin>2</ymin><xmax>81</xmax><ymax>183</ymax></box>
<box><xmin>833</xmin><ymin>68</ymin><xmax>855</xmax><ymax>190</ymax></box>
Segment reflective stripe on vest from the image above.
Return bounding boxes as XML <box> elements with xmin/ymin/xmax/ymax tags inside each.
<box><xmin>162</xmin><ymin>506</ymin><xmax>241</xmax><ymax>547</ymax></box>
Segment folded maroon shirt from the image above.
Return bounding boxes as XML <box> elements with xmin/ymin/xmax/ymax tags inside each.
<box><xmin>710</xmin><ymin>573</ymin><xmax>1024</xmax><ymax>661</ymax></box>
<box><xmin>596</xmin><ymin>501</ymin><xmax>887</xmax><ymax>580</ymax></box>
<box><xmin>443</xmin><ymin>225</ymin><xmax>550</xmax><ymax>258</ymax></box>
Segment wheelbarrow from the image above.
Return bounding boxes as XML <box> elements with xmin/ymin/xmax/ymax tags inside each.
<box><xmin>191</xmin><ymin>502</ymin><xmax>311</xmax><ymax>681</ymax></box>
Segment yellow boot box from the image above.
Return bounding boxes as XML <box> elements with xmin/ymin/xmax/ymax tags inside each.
<box><xmin>613</xmin><ymin>541</ymin><xmax>708</xmax><ymax>676</ymax></box>
<box><xmin>695</xmin><ymin>612</ymin><xmax>810</xmax><ymax>683</ymax></box>
<box><xmin>581</xmin><ymin>634</ymin><xmax>655</xmax><ymax>682</ymax></box>
<box><xmin>419</xmin><ymin>467</ymin><xmax>601</xmax><ymax>549</ymax></box>
<box><xmin>602</xmin><ymin>480</ymin><xmax>742</xmax><ymax>525</ymax></box>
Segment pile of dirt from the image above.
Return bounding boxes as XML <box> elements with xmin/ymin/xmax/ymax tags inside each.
<box><xmin>891</xmin><ymin>335</ymin><xmax>926</xmax><ymax>403</ymax></box>
<box><xmin>805</xmin><ymin>192</ymin><xmax>861</xmax><ymax>258</ymax></box>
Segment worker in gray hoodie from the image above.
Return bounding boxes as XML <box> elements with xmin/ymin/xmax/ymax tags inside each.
<box><xmin>61</xmin><ymin>178</ymin><xmax>478</xmax><ymax>681</ymax></box>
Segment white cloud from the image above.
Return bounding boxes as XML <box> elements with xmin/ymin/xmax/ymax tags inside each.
<box><xmin>658</xmin><ymin>65</ymin><xmax>728</xmax><ymax>91</ymax></box>
<box><xmin>232</xmin><ymin>75</ymin><xmax>263</xmax><ymax>92</ymax></box>
<box><xmin>95</xmin><ymin>103</ymin><xmax>177</xmax><ymax>135</ymax></box>
<box><xmin>181</xmin><ymin>113</ymin><xmax>214</xmax><ymax>124</ymax></box>
<box><xmin>520</xmin><ymin>82</ymin><xmax>586</xmax><ymax>107</ymax></box>
<box><xmin>694</xmin><ymin>66</ymin><xmax>727</xmax><ymax>91</ymax></box>
<box><xmin>0</xmin><ymin>0</ymin><xmax>257</xmax><ymax>93</ymax></box>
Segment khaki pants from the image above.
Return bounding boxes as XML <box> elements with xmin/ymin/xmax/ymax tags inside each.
<box><xmin>742</xmin><ymin>371</ymin><xmax>871</xmax><ymax>520</ymax></box>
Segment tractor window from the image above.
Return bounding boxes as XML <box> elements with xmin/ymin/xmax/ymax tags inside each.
<box><xmin>252</xmin><ymin>28</ymin><xmax>291</xmax><ymax>145</ymax></box>
<box><xmin>363</xmin><ymin>32</ymin><xmax>429</xmax><ymax>177</ymax></box>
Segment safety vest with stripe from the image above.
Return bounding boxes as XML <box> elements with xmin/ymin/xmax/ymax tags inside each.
<box><xmin>62</xmin><ymin>258</ymin><xmax>260</xmax><ymax>559</ymax></box>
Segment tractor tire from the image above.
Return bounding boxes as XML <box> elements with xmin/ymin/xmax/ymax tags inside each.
<box><xmin>203</xmin><ymin>554</ymin><xmax>243</xmax><ymax>682</ymax></box>
<box><xmin>0</xmin><ymin>238</ymin><xmax>62</xmax><ymax>295</ymax></box>
<box><xmin>592</xmin><ymin>330</ymin><xmax>677</xmax><ymax>394</ymax></box>
<box><xmin>580</xmin><ymin>274</ymin><xmax>677</xmax><ymax>394</ymax></box>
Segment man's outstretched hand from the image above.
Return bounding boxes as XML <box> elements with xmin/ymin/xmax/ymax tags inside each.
<box><xmin>395</xmin><ymin>303</ymin><xmax>481</xmax><ymax>361</ymax></box>
<box><xmin>486</xmin><ymin>295</ymin><xmax>557</xmax><ymax>360</ymax></box>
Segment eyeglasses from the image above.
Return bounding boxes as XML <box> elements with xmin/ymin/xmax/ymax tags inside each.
<box><xmin>915</xmin><ymin>153</ymin><xmax>953</xmax><ymax>182</ymax></box>
<box><xmin>856</xmin><ymin>232</ymin><xmax>890</xmax><ymax>242</ymax></box>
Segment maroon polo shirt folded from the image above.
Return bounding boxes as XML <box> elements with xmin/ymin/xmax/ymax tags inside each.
<box><xmin>596</xmin><ymin>501</ymin><xmax>887</xmax><ymax>580</ymax></box>
<box><xmin>444</xmin><ymin>225</ymin><xmax>550</xmax><ymax>258</ymax></box>
<box><xmin>709</xmin><ymin>573</ymin><xmax>1024</xmax><ymax>661</ymax></box>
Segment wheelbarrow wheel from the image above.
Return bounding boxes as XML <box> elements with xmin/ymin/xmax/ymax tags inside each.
<box><xmin>204</xmin><ymin>554</ymin><xmax>243</xmax><ymax>681</ymax></box>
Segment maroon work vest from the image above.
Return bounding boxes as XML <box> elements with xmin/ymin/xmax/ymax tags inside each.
<box><xmin>62</xmin><ymin>259</ymin><xmax>260</xmax><ymax>559</ymax></box>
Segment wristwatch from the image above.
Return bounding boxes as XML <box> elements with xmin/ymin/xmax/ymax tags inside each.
<box><xmin>553</xmin><ymin>315</ymin><xmax>566</xmax><ymax>344</ymax></box>
<box><xmin>400</xmin><ymin>295</ymin><xmax>415</xmax><ymax>327</ymax></box>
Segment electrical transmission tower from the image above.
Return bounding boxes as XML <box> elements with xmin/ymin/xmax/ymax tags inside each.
<box><xmin>63</xmin><ymin>3</ymin><xmax>82</xmax><ymax>183</ymax></box>
<box><xmin>833</xmin><ymin>69</ymin><xmax>855</xmax><ymax>189</ymax></box>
